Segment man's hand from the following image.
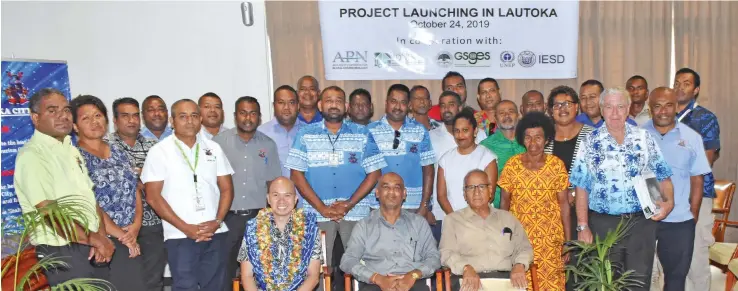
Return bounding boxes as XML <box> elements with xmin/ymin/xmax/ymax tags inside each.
<box><xmin>317</xmin><ymin>204</ymin><xmax>339</xmax><ymax>220</ymax></box>
<box><xmin>89</xmin><ymin>233</ymin><xmax>115</xmax><ymax>263</ymax></box>
<box><xmin>198</xmin><ymin>220</ymin><xmax>220</xmax><ymax>235</ymax></box>
<box><xmin>510</xmin><ymin>264</ymin><xmax>527</xmax><ymax>289</ymax></box>
<box><xmin>395</xmin><ymin>272</ymin><xmax>419</xmax><ymax>291</ymax></box>
<box><xmin>461</xmin><ymin>265</ymin><xmax>481</xmax><ymax>291</ymax></box>
<box><xmin>119</xmin><ymin>224</ymin><xmax>140</xmax><ymax>245</ymax></box>
<box><xmin>416</xmin><ymin>206</ymin><xmax>428</xmax><ymax>218</ymax></box>
<box><xmin>330</xmin><ymin>201</ymin><xmax>352</xmax><ymax>221</ymax></box>
<box><xmin>183</xmin><ymin>224</ymin><xmax>202</xmax><ymax>241</ymax></box>
<box><xmin>374</xmin><ymin>274</ymin><xmax>402</xmax><ymax>291</ymax></box>
<box><xmin>424</xmin><ymin>210</ymin><xmax>437</xmax><ymax>225</ymax></box>
<box><xmin>577</xmin><ymin>227</ymin><xmax>593</xmax><ymax>244</ymax></box>
<box><xmin>650</xmin><ymin>201</ymin><xmax>675</xmax><ymax>221</ymax></box>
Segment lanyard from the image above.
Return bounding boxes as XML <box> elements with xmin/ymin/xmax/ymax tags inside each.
<box><xmin>327</xmin><ymin>132</ymin><xmax>341</xmax><ymax>152</ymax></box>
<box><xmin>677</xmin><ymin>101</ymin><xmax>698</xmax><ymax>122</ymax></box>
<box><xmin>174</xmin><ymin>140</ymin><xmax>200</xmax><ymax>183</ymax></box>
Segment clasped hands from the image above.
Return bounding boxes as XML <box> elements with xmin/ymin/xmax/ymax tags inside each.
<box><xmin>184</xmin><ymin>220</ymin><xmax>221</xmax><ymax>242</ymax></box>
<box><xmin>373</xmin><ymin>272</ymin><xmax>419</xmax><ymax>291</ymax></box>
<box><xmin>318</xmin><ymin>200</ymin><xmax>353</xmax><ymax>221</ymax></box>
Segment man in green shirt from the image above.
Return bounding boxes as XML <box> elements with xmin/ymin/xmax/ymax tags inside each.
<box><xmin>14</xmin><ymin>88</ymin><xmax>114</xmax><ymax>286</ymax></box>
<box><xmin>480</xmin><ymin>100</ymin><xmax>525</xmax><ymax>208</ymax></box>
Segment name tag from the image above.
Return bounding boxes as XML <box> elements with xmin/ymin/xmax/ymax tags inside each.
<box><xmin>329</xmin><ymin>152</ymin><xmax>342</xmax><ymax>166</ymax></box>
<box><xmin>194</xmin><ymin>185</ymin><xmax>206</xmax><ymax>212</ymax></box>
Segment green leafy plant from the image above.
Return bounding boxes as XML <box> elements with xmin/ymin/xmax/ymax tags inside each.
<box><xmin>1</xmin><ymin>195</ymin><xmax>113</xmax><ymax>291</ymax></box>
<box><xmin>565</xmin><ymin>219</ymin><xmax>644</xmax><ymax>291</ymax></box>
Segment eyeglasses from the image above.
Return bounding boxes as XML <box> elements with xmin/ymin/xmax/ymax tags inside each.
<box><xmin>463</xmin><ymin>184</ymin><xmax>490</xmax><ymax>193</ymax></box>
<box><xmin>552</xmin><ymin>101</ymin><xmax>577</xmax><ymax>110</ymax></box>
<box><xmin>393</xmin><ymin>130</ymin><xmax>401</xmax><ymax>149</ymax></box>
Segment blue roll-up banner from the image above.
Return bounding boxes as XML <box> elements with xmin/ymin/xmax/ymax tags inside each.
<box><xmin>1</xmin><ymin>59</ymin><xmax>71</xmax><ymax>234</ymax></box>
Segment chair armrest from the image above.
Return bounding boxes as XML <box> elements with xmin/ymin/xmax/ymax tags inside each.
<box><xmin>715</xmin><ymin>219</ymin><xmax>738</xmax><ymax>227</ymax></box>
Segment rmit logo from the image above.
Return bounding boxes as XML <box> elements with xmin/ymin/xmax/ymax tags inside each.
<box><xmin>333</xmin><ymin>51</ymin><xmax>368</xmax><ymax>63</ymax></box>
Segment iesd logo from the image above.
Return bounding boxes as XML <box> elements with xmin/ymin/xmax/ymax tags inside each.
<box><xmin>452</xmin><ymin>51</ymin><xmax>491</xmax><ymax>67</ymax></box>
<box><xmin>500</xmin><ymin>51</ymin><xmax>515</xmax><ymax>68</ymax></box>
<box><xmin>517</xmin><ymin>51</ymin><xmax>536</xmax><ymax>68</ymax></box>
<box><xmin>331</xmin><ymin>51</ymin><xmax>368</xmax><ymax>70</ymax></box>
<box><xmin>436</xmin><ymin>51</ymin><xmax>452</xmax><ymax>68</ymax></box>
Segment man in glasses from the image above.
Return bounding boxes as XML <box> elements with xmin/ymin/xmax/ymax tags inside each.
<box><xmin>368</xmin><ymin>84</ymin><xmax>436</xmax><ymax>220</ymax></box>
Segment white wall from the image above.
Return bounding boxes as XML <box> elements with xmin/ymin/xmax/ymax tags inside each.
<box><xmin>1</xmin><ymin>1</ymin><xmax>273</xmax><ymax>129</ymax></box>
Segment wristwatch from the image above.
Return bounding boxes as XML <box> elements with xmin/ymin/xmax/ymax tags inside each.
<box><xmin>411</xmin><ymin>272</ymin><xmax>420</xmax><ymax>280</ymax></box>
<box><xmin>215</xmin><ymin>219</ymin><xmax>224</xmax><ymax>226</ymax></box>
<box><xmin>576</xmin><ymin>225</ymin><xmax>588</xmax><ymax>232</ymax></box>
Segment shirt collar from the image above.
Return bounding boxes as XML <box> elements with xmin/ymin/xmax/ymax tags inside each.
<box><xmin>298</xmin><ymin>110</ymin><xmax>323</xmax><ymax>123</ymax></box>
<box><xmin>677</xmin><ymin>99</ymin><xmax>698</xmax><ymax>117</ymax></box>
<box><xmin>173</xmin><ymin>133</ymin><xmax>203</xmax><ymax>149</ymax></box>
<box><xmin>643</xmin><ymin>119</ymin><xmax>682</xmax><ymax>136</ymax></box>
<box><xmin>372</xmin><ymin>209</ymin><xmax>410</xmax><ymax>226</ymax></box>
<box><xmin>272</xmin><ymin>118</ymin><xmax>303</xmax><ymax>133</ymax></box>
<box><xmin>461</xmin><ymin>205</ymin><xmax>498</xmax><ymax>220</ymax></box>
<box><xmin>380</xmin><ymin>115</ymin><xmax>413</xmax><ymax>129</ymax></box>
<box><xmin>31</xmin><ymin>130</ymin><xmax>72</xmax><ymax>148</ymax></box>
<box><xmin>142</xmin><ymin>125</ymin><xmax>172</xmax><ymax>139</ymax></box>
<box><xmin>320</xmin><ymin>120</ymin><xmax>349</xmax><ymax>134</ymax></box>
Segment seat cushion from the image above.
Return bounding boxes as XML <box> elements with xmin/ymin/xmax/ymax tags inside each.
<box><xmin>710</xmin><ymin>242</ymin><xmax>738</xmax><ymax>265</ymax></box>
<box><xmin>729</xmin><ymin>259</ymin><xmax>738</xmax><ymax>276</ymax></box>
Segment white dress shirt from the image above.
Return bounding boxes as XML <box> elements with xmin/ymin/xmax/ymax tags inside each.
<box><xmin>141</xmin><ymin>134</ymin><xmax>234</xmax><ymax>240</ymax></box>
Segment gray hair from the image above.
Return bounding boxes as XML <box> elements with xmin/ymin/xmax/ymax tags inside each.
<box><xmin>599</xmin><ymin>87</ymin><xmax>631</xmax><ymax>108</ymax></box>
<box><xmin>463</xmin><ymin>169</ymin><xmax>488</xmax><ymax>186</ymax></box>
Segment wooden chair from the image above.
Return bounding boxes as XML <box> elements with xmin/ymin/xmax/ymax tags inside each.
<box><xmin>1</xmin><ymin>246</ymin><xmax>49</xmax><ymax>291</ymax></box>
<box><xmin>232</xmin><ymin>231</ymin><xmax>330</xmax><ymax>291</ymax></box>
<box><xmin>441</xmin><ymin>263</ymin><xmax>539</xmax><ymax>291</ymax></box>
<box><xmin>343</xmin><ymin>270</ymin><xmax>442</xmax><ymax>291</ymax></box>
<box><xmin>713</xmin><ymin>180</ymin><xmax>736</xmax><ymax>242</ymax></box>
<box><xmin>708</xmin><ymin>180</ymin><xmax>738</xmax><ymax>291</ymax></box>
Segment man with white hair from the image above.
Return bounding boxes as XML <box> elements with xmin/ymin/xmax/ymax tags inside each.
<box><xmin>569</xmin><ymin>87</ymin><xmax>675</xmax><ymax>291</ymax></box>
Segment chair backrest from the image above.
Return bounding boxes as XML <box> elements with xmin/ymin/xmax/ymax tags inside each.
<box><xmin>712</xmin><ymin>180</ymin><xmax>736</xmax><ymax>242</ymax></box>
<box><xmin>713</xmin><ymin>180</ymin><xmax>736</xmax><ymax>219</ymax></box>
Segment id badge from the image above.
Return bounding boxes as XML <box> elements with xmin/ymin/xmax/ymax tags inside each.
<box><xmin>328</xmin><ymin>152</ymin><xmax>342</xmax><ymax>166</ymax></box>
<box><xmin>194</xmin><ymin>187</ymin><xmax>206</xmax><ymax>212</ymax></box>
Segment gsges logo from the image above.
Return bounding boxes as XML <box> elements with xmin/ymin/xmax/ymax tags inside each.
<box><xmin>452</xmin><ymin>52</ymin><xmax>491</xmax><ymax>67</ymax></box>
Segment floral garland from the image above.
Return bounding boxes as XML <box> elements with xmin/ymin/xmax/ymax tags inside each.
<box><xmin>255</xmin><ymin>208</ymin><xmax>306</xmax><ymax>291</ymax></box>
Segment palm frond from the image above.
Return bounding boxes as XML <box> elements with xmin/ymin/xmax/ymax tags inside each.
<box><xmin>50</xmin><ymin>278</ymin><xmax>114</xmax><ymax>291</ymax></box>
<box><xmin>564</xmin><ymin>218</ymin><xmax>641</xmax><ymax>291</ymax></box>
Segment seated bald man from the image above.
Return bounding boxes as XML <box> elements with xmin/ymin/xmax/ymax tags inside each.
<box><xmin>341</xmin><ymin>173</ymin><xmax>441</xmax><ymax>291</ymax></box>
<box><xmin>440</xmin><ymin>169</ymin><xmax>533</xmax><ymax>291</ymax></box>
<box><xmin>237</xmin><ymin>177</ymin><xmax>322</xmax><ymax>291</ymax></box>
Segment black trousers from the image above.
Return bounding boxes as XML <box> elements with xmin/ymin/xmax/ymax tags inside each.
<box><xmin>139</xmin><ymin>224</ymin><xmax>167</xmax><ymax>291</ymax></box>
<box><xmin>565</xmin><ymin>204</ymin><xmax>578</xmax><ymax>291</ymax></box>
<box><xmin>589</xmin><ymin>211</ymin><xmax>657</xmax><ymax>291</ymax></box>
<box><xmin>223</xmin><ymin>210</ymin><xmax>259</xmax><ymax>291</ymax></box>
<box><xmin>37</xmin><ymin>241</ymin><xmax>145</xmax><ymax>291</ymax></box>
<box><xmin>657</xmin><ymin>219</ymin><xmax>696</xmax><ymax>291</ymax></box>
<box><xmin>359</xmin><ymin>280</ymin><xmax>429</xmax><ymax>291</ymax></box>
<box><xmin>36</xmin><ymin>243</ymin><xmax>98</xmax><ymax>288</ymax></box>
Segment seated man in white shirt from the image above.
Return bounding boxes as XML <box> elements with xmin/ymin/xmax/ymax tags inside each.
<box><xmin>142</xmin><ymin>99</ymin><xmax>235</xmax><ymax>291</ymax></box>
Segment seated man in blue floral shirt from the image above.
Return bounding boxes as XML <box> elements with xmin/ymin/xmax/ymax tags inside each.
<box><xmin>237</xmin><ymin>177</ymin><xmax>322</xmax><ymax>291</ymax></box>
<box><xmin>570</xmin><ymin>87</ymin><xmax>674</xmax><ymax>291</ymax></box>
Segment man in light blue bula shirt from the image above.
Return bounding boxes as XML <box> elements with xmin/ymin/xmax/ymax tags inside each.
<box><xmin>570</xmin><ymin>87</ymin><xmax>674</xmax><ymax>291</ymax></box>
<box><xmin>141</xmin><ymin>95</ymin><xmax>173</xmax><ymax>141</ymax></box>
<box><xmin>367</xmin><ymin>84</ymin><xmax>435</xmax><ymax>217</ymax></box>
<box><xmin>644</xmin><ymin>88</ymin><xmax>711</xmax><ymax>291</ymax></box>
<box><xmin>287</xmin><ymin>86</ymin><xmax>387</xmax><ymax>270</ymax></box>
<box><xmin>258</xmin><ymin>85</ymin><xmax>305</xmax><ymax>179</ymax></box>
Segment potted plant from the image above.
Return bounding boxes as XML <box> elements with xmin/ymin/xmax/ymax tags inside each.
<box><xmin>1</xmin><ymin>196</ymin><xmax>112</xmax><ymax>291</ymax></box>
<box><xmin>565</xmin><ymin>219</ymin><xmax>644</xmax><ymax>291</ymax></box>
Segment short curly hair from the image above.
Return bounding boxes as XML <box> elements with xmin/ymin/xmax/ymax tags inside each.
<box><xmin>515</xmin><ymin>111</ymin><xmax>554</xmax><ymax>148</ymax></box>
<box><xmin>70</xmin><ymin>94</ymin><xmax>109</xmax><ymax>124</ymax></box>
<box><xmin>547</xmin><ymin>85</ymin><xmax>579</xmax><ymax>110</ymax></box>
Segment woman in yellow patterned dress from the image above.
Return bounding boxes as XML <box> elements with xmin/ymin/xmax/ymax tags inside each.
<box><xmin>498</xmin><ymin>112</ymin><xmax>571</xmax><ymax>291</ymax></box>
